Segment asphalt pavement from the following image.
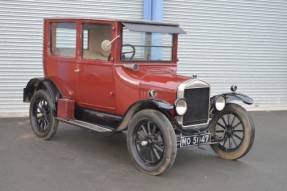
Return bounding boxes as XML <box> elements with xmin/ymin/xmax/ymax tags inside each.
<box><xmin>0</xmin><ymin>111</ymin><xmax>286</xmax><ymax>191</ymax></box>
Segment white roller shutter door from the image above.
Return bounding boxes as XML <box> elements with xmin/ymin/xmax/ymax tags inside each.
<box><xmin>164</xmin><ymin>0</ymin><xmax>287</xmax><ymax>110</ymax></box>
<box><xmin>0</xmin><ymin>0</ymin><xmax>143</xmax><ymax>116</ymax></box>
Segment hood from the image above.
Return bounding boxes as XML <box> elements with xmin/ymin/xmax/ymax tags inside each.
<box><xmin>140</xmin><ymin>71</ymin><xmax>190</xmax><ymax>93</ymax></box>
<box><xmin>114</xmin><ymin>65</ymin><xmax>192</xmax><ymax>113</ymax></box>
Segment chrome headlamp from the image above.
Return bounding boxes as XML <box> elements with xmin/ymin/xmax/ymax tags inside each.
<box><xmin>175</xmin><ymin>98</ymin><xmax>187</xmax><ymax>115</ymax></box>
<box><xmin>215</xmin><ymin>96</ymin><xmax>226</xmax><ymax>111</ymax></box>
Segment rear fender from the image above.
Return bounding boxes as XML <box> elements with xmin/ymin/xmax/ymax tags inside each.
<box><xmin>23</xmin><ymin>78</ymin><xmax>62</xmax><ymax>104</ymax></box>
<box><xmin>116</xmin><ymin>99</ymin><xmax>174</xmax><ymax>131</ymax></box>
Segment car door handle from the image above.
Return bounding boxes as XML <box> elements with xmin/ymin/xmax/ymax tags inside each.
<box><xmin>74</xmin><ymin>68</ymin><xmax>80</xmax><ymax>73</ymax></box>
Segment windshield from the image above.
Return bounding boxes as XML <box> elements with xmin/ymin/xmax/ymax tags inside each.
<box><xmin>121</xmin><ymin>29</ymin><xmax>174</xmax><ymax>62</ymax></box>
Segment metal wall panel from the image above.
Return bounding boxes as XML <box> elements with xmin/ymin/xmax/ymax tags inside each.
<box><xmin>164</xmin><ymin>0</ymin><xmax>287</xmax><ymax>110</ymax></box>
<box><xmin>0</xmin><ymin>0</ymin><xmax>143</xmax><ymax>116</ymax></box>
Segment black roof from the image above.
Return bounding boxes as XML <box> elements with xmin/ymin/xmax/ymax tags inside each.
<box><xmin>46</xmin><ymin>17</ymin><xmax>186</xmax><ymax>34</ymax></box>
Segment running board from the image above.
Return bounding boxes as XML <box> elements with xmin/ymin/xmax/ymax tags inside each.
<box><xmin>58</xmin><ymin>119</ymin><xmax>113</xmax><ymax>133</ymax></box>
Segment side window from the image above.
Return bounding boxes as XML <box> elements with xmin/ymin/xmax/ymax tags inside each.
<box><xmin>51</xmin><ymin>22</ymin><xmax>76</xmax><ymax>58</ymax></box>
<box><xmin>82</xmin><ymin>23</ymin><xmax>112</xmax><ymax>60</ymax></box>
<box><xmin>83</xmin><ymin>30</ymin><xmax>89</xmax><ymax>50</ymax></box>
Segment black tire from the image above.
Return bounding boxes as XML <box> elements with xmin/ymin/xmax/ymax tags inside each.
<box><xmin>210</xmin><ymin>103</ymin><xmax>255</xmax><ymax>160</ymax></box>
<box><xmin>127</xmin><ymin>109</ymin><xmax>177</xmax><ymax>175</ymax></box>
<box><xmin>29</xmin><ymin>90</ymin><xmax>58</xmax><ymax>140</ymax></box>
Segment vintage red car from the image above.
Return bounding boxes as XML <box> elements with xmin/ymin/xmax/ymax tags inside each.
<box><xmin>23</xmin><ymin>18</ymin><xmax>255</xmax><ymax>175</ymax></box>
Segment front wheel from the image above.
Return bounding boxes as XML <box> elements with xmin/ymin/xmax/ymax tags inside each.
<box><xmin>210</xmin><ymin>103</ymin><xmax>255</xmax><ymax>160</ymax></box>
<box><xmin>127</xmin><ymin>109</ymin><xmax>177</xmax><ymax>175</ymax></box>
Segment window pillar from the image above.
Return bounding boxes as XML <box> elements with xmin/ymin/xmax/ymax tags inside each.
<box><xmin>144</xmin><ymin>0</ymin><xmax>163</xmax><ymax>60</ymax></box>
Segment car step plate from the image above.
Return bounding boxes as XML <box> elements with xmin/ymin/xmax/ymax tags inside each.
<box><xmin>180</xmin><ymin>133</ymin><xmax>211</xmax><ymax>147</ymax></box>
<box><xmin>58</xmin><ymin>119</ymin><xmax>112</xmax><ymax>133</ymax></box>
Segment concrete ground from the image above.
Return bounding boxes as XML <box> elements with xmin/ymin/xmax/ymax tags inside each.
<box><xmin>0</xmin><ymin>111</ymin><xmax>286</xmax><ymax>191</ymax></box>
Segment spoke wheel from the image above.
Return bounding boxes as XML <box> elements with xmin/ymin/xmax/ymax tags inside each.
<box><xmin>127</xmin><ymin>109</ymin><xmax>177</xmax><ymax>175</ymax></box>
<box><xmin>210</xmin><ymin>103</ymin><xmax>255</xmax><ymax>160</ymax></box>
<box><xmin>135</xmin><ymin>120</ymin><xmax>165</xmax><ymax>165</ymax></box>
<box><xmin>215</xmin><ymin>113</ymin><xmax>244</xmax><ymax>152</ymax></box>
<box><xmin>33</xmin><ymin>98</ymin><xmax>51</xmax><ymax>132</ymax></box>
<box><xmin>29</xmin><ymin>90</ymin><xmax>58</xmax><ymax>140</ymax></box>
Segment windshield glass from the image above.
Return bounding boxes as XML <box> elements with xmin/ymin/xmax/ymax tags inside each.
<box><xmin>121</xmin><ymin>29</ymin><xmax>173</xmax><ymax>62</ymax></box>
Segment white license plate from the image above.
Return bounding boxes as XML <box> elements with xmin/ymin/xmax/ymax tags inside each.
<box><xmin>180</xmin><ymin>133</ymin><xmax>211</xmax><ymax>147</ymax></box>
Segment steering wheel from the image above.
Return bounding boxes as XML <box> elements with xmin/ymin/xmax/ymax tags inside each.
<box><xmin>121</xmin><ymin>44</ymin><xmax>136</xmax><ymax>60</ymax></box>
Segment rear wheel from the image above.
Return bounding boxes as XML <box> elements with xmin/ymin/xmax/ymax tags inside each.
<box><xmin>29</xmin><ymin>90</ymin><xmax>58</xmax><ymax>140</ymax></box>
<box><xmin>210</xmin><ymin>103</ymin><xmax>255</xmax><ymax>160</ymax></box>
<box><xmin>127</xmin><ymin>109</ymin><xmax>177</xmax><ymax>175</ymax></box>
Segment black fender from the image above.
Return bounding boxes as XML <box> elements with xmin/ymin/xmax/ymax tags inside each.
<box><xmin>210</xmin><ymin>92</ymin><xmax>253</xmax><ymax>119</ymax></box>
<box><xmin>116</xmin><ymin>99</ymin><xmax>174</xmax><ymax>131</ymax></box>
<box><xmin>210</xmin><ymin>92</ymin><xmax>253</xmax><ymax>106</ymax></box>
<box><xmin>23</xmin><ymin>78</ymin><xmax>62</xmax><ymax>104</ymax></box>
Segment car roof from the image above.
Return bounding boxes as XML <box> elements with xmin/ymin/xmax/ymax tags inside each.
<box><xmin>45</xmin><ymin>17</ymin><xmax>180</xmax><ymax>27</ymax></box>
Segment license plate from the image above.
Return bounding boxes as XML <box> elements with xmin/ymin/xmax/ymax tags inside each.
<box><xmin>180</xmin><ymin>133</ymin><xmax>211</xmax><ymax>147</ymax></box>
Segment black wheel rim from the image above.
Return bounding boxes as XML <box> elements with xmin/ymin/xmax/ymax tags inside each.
<box><xmin>134</xmin><ymin>120</ymin><xmax>165</xmax><ymax>165</ymax></box>
<box><xmin>32</xmin><ymin>97</ymin><xmax>51</xmax><ymax>132</ymax></box>
<box><xmin>214</xmin><ymin>113</ymin><xmax>244</xmax><ymax>152</ymax></box>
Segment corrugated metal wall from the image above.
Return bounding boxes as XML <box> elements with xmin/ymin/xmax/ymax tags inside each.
<box><xmin>1</xmin><ymin>0</ymin><xmax>287</xmax><ymax>116</ymax></box>
<box><xmin>0</xmin><ymin>0</ymin><xmax>143</xmax><ymax>116</ymax></box>
<box><xmin>164</xmin><ymin>0</ymin><xmax>287</xmax><ymax>110</ymax></box>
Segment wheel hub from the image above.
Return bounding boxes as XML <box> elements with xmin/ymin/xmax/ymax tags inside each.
<box><xmin>226</xmin><ymin>128</ymin><xmax>233</xmax><ymax>137</ymax></box>
<box><xmin>37</xmin><ymin>113</ymin><xmax>44</xmax><ymax>118</ymax></box>
<box><xmin>141</xmin><ymin>140</ymin><xmax>148</xmax><ymax>146</ymax></box>
<box><xmin>147</xmin><ymin>137</ymin><xmax>153</xmax><ymax>145</ymax></box>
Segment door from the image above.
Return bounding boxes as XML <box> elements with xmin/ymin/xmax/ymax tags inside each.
<box><xmin>46</xmin><ymin>21</ymin><xmax>79</xmax><ymax>100</ymax></box>
<box><xmin>77</xmin><ymin>21</ymin><xmax>116</xmax><ymax>113</ymax></box>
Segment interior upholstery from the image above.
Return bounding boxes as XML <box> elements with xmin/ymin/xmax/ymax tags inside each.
<box><xmin>83</xmin><ymin>24</ymin><xmax>112</xmax><ymax>60</ymax></box>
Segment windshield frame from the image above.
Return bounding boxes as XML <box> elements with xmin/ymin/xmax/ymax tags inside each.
<box><xmin>120</xmin><ymin>28</ymin><xmax>175</xmax><ymax>63</ymax></box>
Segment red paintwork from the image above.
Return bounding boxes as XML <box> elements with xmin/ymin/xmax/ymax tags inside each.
<box><xmin>43</xmin><ymin>18</ymin><xmax>190</xmax><ymax>116</ymax></box>
<box><xmin>57</xmin><ymin>99</ymin><xmax>75</xmax><ymax>120</ymax></box>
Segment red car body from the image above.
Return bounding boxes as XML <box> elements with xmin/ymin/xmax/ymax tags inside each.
<box><xmin>43</xmin><ymin>18</ymin><xmax>188</xmax><ymax>116</ymax></box>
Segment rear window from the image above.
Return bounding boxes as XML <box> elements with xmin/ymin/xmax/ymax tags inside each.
<box><xmin>50</xmin><ymin>22</ymin><xmax>76</xmax><ymax>58</ymax></box>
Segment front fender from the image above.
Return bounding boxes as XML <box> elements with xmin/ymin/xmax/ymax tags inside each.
<box><xmin>209</xmin><ymin>92</ymin><xmax>253</xmax><ymax>121</ymax></box>
<box><xmin>211</xmin><ymin>92</ymin><xmax>253</xmax><ymax>106</ymax></box>
<box><xmin>149</xmin><ymin>99</ymin><xmax>174</xmax><ymax>110</ymax></box>
<box><xmin>116</xmin><ymin>99</ymin><xmax>174</xmax><ymax>131</ymax></box>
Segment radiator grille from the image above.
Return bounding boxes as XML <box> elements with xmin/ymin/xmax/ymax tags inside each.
<box><xmin>182</xmin><ymin>87</ymin><xmax>209</xmax><ymax>126</ymax></box>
